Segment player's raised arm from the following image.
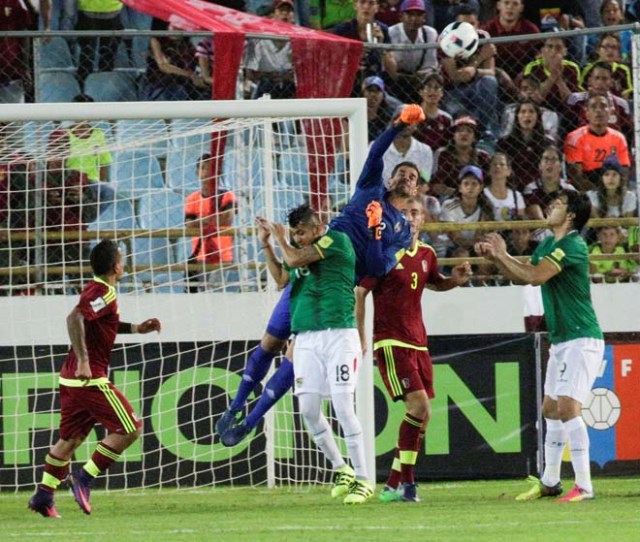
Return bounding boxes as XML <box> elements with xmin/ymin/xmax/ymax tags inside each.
<box><xmin>476</xmin><ymin>233</ymin><xmax>559</xmax><ymax>286</ymax></box>
<box><xmin>356</xmin><ymin>105</ymin><xmax>425</xmax><ymax>190</ymax></box>
<box><xmin>256</xmin><ymin>216</ymin><xmax>290</xmax><ymax>288</ymax></box>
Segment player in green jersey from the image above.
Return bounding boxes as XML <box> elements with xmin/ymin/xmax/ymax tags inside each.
<box><xmin>475</xmin><ymin>190</ymin><xmax>604</xmax><ymax>503</ymax></box>
<box><xmin>256</xmin><ymin>203</ymin><xmax>373</xmax><ymax>505</ymax></box>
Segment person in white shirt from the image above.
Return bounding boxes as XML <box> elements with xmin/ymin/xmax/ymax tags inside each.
<box><xmin>388</xmin><ymin>0</ymin><xmax>438</xmax><ymax>102</ymax></box>
<box><xmin>483</xmin><ymin>152</ymin><xmax>525</xmax><ymax>221</ymax></box>
<box><xmin>379</xmin><ymin>120</ymin><xmax>433</xmax><ymax>184</ymax></box>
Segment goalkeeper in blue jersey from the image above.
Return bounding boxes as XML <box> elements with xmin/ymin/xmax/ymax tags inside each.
<box><xmin>216</xmin><ymin>105</ymin><xmax>425</xmax><ymax>446</ymax></box>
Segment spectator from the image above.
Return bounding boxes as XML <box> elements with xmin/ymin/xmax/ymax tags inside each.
<box><xmin>483</xmin><ymin>152</ymin><xmax>525</xmax><ymax>220</ymax></box>
<box><xmin>184</xmin><ymin>154</ymin><xmax>238</xmax><ymax>293</ymax></box>
<box><xmin>48</xmin><ymin>95</ymin><xmax>114</xmax><ymax>215</ymax></box>
<box><xmin>500</xmin><ymin>74</ymin><xmax>559</xmax><ymax>141</ymax></box>
<box><xmin>415</xmin><ymin>70</ymin><xmax>452</xmax><ymax>152</ymax></box>
<box><xmin>43</xmin><ymin>171</ymin><xmax>95</xmax><ymax>291</ymax></box>
<box><xmin>589</xmin><ymin>226</ymin><xmax>636</xmax><ymax>283</ymax></box>
<box><xmin>496</xmin><ymin>100</ymin><xmax>555</xmax><ymax>191</ymax></box>
<box><xmin>387</xmin><ymin>0</ymin><xmax>438</xmax><ymax>103</ymax></box>
<box><xmin>507</xmin><ymin>221</ymin><xmax>538</xmax><ymax>256</ymax></box>
<box><xmin>479</xmin><ymin>0</ymin><xmax>540</xmax><ymax>81</ymax></box>
<box><xmin>440</xmin><ymin>164</ymin><xmax>493</xmax><ymax>254</ymax></box>
<box><xmin>76</xmin><ymin>0</ymin><xmax>124</xmax><ymax>83</ymax></box>
<box><xmin>586</xmin><ymin>1</ymin><xmax>632</xmax><ymax>62</ymax></box>
<box><xmin>523</xmin><ymin>145</ymin><xmax>575</xmax><ymax>223</ymax></box>
<box><xmin>195</xmin><ymin>37</ymin><xmax>214</xmax><ymax>94</ymax></box>
<box><xmin>0</xmin><ymin>0</ymin><xmax>34</xmax><ymax>103</ymax></box>
<box><xmin>142</xmin><ymin>19</ymin><xmax>210</xmax><ymax>101</ymax></box>
<box><xmin>586</xmin><ymin>155</ymin><xmax>637</xmax><ymax>218</ymax></box>
<box><xmin>431</xmin><ymin>115</ymin><xmax>491</xmax><ymax>199</ymax></box>
<box><xmin>522</xmin><ymin>37</ymin><xmax>581</xmax><ymax>116</ymax></box>
<box><xmin>582</xmin><ymin>34</ymin><xmax>632</xmax><ymax>98</ymax></box>
<box><xmin>0</xmin><ymin>124</ymin><xmax>32</xmax><ymax>294</ymax></box>
<box><xmin>522</xmin><ymin>0</ymin><xmax>585</xmax><ymax>62</ymax></box>
<box><xmin>564</xmin><ymin>92</ymin><xmax>630</xmax><ymax>191</ymax></box>
<box><xmin>425</xmin><ymin>0</ymin><xmax>481</xmax><ymax>32</ymax></box>
<box><xmin>309</xmin><ymin>0</ymin><xmax>356</xmax><ymax>30</ymax></box>
<box><xmin>380</xmin><ymin>121</ymin><xmax>433</xmax><ymax>182</ymax></box>
<box><xmin>377</xmin><ymin>0</ymin><xmax>403</xmax><ymax>26</ymax></box>
<box><xmin>440</xmin><ymin>5</ymin><xmax>499</xmax><ymax>135</ymax></box>
<box><xmin>362</xmin><ymin>76</ymin><xmax>401</xmax><ymax>141</ymax></box>
<box><xmin>333</xmin><ymin>0</ymin><xmax>398</xmax><ymax>95</ymax></box>
<box><xmin>566</xmin><ymin>62</ymin><xmax>632</xmax><ymax>139</ymax></box>
<box><xmin>416</xmin><ymin>172</ymin><xmax>443</xmax><ymax>247</ymax></box>
<box><xmin>245</xmin><ymin>0</ymin><xmax>297</xmax><ymax>99</ymax></box>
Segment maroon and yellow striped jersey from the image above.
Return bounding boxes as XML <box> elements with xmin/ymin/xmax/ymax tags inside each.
<box><xmin>60</xmin><ymin>277</ymin><xmax>119</xmax><ymax>380</ymax></box>
<box><xmin>360</xmin><ymin>241</ymin><xmax>443</xmax><ymax>348</ymax></box>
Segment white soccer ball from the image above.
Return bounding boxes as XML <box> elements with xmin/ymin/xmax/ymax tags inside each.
<box><xmin>438</xmin><ymin>21</ymin><xmax>479</xmax><ymax>60</ymax></box>
<box><xmin>581</xmin><ymin>387</ymin><xmax>621</xmax><ymax>430</ymax></box>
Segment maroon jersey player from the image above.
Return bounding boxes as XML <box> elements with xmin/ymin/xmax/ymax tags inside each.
<box><xmin>356</xmin><ymin>197</ymin><xmax>471</xmax><ymax>502</ymax></box>
<box><xmin>28</xmin><ymin>239</ymin><xmax>161</xmax><ymax>519</ymax></box>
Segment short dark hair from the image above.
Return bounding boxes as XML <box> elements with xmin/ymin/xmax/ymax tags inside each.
<box><xmin>561</xmin><ymin>190</ymin><xmax>592</xmax><ymax>232</ymax></box>
<box><xmin>455</xmin><ymin>3</ymin><xmax>479</xmax><ymax>17</ymax></box>
<box><xmin>287</xmin><ymin>203</ymin><xmax>319</xmax><ymax>228</ymax></box>
<box><xmin>90</xmin><ymin>239</ymin><xmax>120</xmax><ymax>276</ymax></box>
<box><xmin>391</xmin><ymin>160</ymin><xmax>420</xmax><ymax>179</ymax></box>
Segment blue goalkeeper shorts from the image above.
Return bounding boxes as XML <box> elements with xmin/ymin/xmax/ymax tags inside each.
<box><xmin>265</xmin><ymin>284</ymin><xmax>291</xmax><ymax>341</ymax></box>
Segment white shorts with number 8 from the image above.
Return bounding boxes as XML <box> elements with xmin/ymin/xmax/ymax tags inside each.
<box><xmin>293</xmin><ymin>328</ymin><xmax>361</xmax><ymax>397</ymax></box>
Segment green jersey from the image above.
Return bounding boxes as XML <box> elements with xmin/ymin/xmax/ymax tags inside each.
<box><xmin>288</xmin><ymin>229</ymin><xmax>356</xmax><ymax>333</ymax></box>
<box><xmin>531</xmin><ymin>231</ymin><xmax>603</xmax><ymax>344</ymax></box>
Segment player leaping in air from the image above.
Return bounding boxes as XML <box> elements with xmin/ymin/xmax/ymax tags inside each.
<box><xmin>28</xmin><ymin>240</ymin><xmax>161</xmax><ymax>518</ymax></box>
<box><xmin>215</xmin><ymin>105</ymin><xmax>426</xmax><ymax>447</ymax></box>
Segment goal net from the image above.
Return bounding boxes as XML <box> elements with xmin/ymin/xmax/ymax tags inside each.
<box><xmin>0</xmin><ymin>98</ymin><xmax>374</xmax><ymax>491</ymax></box>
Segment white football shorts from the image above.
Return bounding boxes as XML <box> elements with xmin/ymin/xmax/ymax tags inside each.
<box><xmin>544</xmin><ymin>337</ymin><xmax>605</xmax><ymax>404</ymax></box>
<box><xmin>293</xmin><ymin>328</ymin><xmax>361</xmax><ymax>397</ymax></box>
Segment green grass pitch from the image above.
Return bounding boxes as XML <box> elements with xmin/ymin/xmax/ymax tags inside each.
<box><xmin>4</xmin><ymin>478</ymin><xmax>639</xmax><ymax>542</ymax></box>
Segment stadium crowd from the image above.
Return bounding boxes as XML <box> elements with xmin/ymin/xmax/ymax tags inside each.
<box><xmin>0</xmin><ymin>0</ymin><xmax>639</xmax><ymax>293</ymax></box>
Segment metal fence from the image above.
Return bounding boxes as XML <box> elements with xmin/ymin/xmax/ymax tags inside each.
<box><xmin>1</xmin><ymin>26</ymin><xmax>639</xmax><ymax>290</ymax></box>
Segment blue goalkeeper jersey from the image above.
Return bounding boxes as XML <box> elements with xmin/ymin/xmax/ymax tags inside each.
<box><xmin>330</xmin><ymin>124</ymin><xmax>412</xmax><ymax>280</ymax></box>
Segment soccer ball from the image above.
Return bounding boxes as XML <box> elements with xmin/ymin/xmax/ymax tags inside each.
<box><xmin>438</xmin><ymin>21</ymin><xmax>479</xmax><ymax>60</ymax></box>
<box><xmin>581</xmin><ymin>387</ymin><xmax>621</xmax><ymax>430</ymax></box>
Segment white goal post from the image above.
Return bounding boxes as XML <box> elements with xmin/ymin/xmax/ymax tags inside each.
<box><xmin>0</xmin><ymin>97</ymin><xmax>376</xmax><ymax>490</ymax></box>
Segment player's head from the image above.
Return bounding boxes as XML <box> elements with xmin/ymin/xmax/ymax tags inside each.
<box><xmin>548</xmin><ymin>190</ymin><xmax>591</xmax><ymax>232</ymax></box>
<box><xmin>90</xmin><ymin>239</ymin><xmax>123</xmax><ymax>280</ymax></box>
<box><xmin>455</xmin><ymin>2</ymin><xmax>479</xmax><ymax>25</ymax></box>
<box><xmin>404</xmin><ymin>196</ymin><xmax>425</xmax><ymax>238</ymax></box>
<box><xmin>541</xmin><ymin>37</ymin><xmax>567</xmax><ymax>60</ymax></box>
<box><xmin>586</xmin><ymin>60</ymin><xmax>613</xmax><ymax>92</ymax></box>
<box><xmin>287</xmin><ymin>203</ymin><xmax>324</xmax><ymax>247</ymax></box>
<box><xmin>586</xmin><ymin>91</ymin><xmax>610</xmax><ymax>128</ymax></box>
<box><xmin>388</xmin><ymin>161</ymin><xmax>420</xmax><ymax>197</ymax></box>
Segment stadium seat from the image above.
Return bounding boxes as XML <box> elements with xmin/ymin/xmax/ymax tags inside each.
<box><xmin>37</xmin><ymin>72</ymin><xmax>81</xmax><ymax>103</ymax></box>
<box><xmin>115</xmin><ymin>119</ymin><xmax>169</xmax><ymax>158</ymax></box>
<box><xmin>111</xmin><ymin>150</ymin><xmax>165</xmax><ymax>198</ymax></box>
<box><xmin>38</xmin><ymin>37</ymin><xmax>75</xmax><ymax>71</ymax></box>
<box><xmin>165</xmin><ymin>147</ymin><xmax>201</xmax><ymax>195</ymax></box>
<box><xmin>84</xmin><ymin>71</ymin><xmax>138</xmax><ymax>102</ymax></box>
<box><xmin>113</xmin><ymin>39</ymin><xmax>149</xmax><ymax>75</ymax></box>
<box><xmin>130</xmin><ymin>237</ymin><xmax>176</xmax><ymax>286</ymax></box>
<box><xmin>87</xmin><ymin>198</ymin><xmax>136</xmax><ymax>232</ymax></box>
<box><xmin>169</xmin><ymin>118</ymin><xmax>213</xmax><ymax>155</ymax></box>
<box><xmin>278</xmin><ymin>148</ymin><xmax>310</xmax><ymax>192</ymax></box>
<box><xmin>15</xmin><ymin>121</ymin><xmax>57</xmax><ymax>155</ymax></box>
<box><xmin>137</xmin><ymin>189</ymin><xmax>185</xmax><ymax>230</ymax></box>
